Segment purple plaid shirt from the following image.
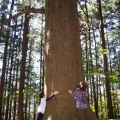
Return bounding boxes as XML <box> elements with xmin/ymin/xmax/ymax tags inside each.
<box><xmin>71</xmin><ymin>89</ymin><xmax>87</xmax><ymax>109</ymax></box>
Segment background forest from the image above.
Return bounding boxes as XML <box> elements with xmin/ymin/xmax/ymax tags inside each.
<box><xmin>0</xmin><ymin>0</ymin><xmax>120</xmax><ymax>120</ymax></box>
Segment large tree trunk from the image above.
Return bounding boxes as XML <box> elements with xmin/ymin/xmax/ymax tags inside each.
<box><xmin>43</xmin><ymin>1</ymin><xmax>98</xmax><ymax>120</ymax></box>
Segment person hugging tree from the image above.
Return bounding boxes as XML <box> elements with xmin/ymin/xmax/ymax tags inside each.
<box><xmin>68</xmin><ymin>81</ymin><xmax>88</xmax><ymax>119</ymax></box>
<box><xmin>37</xmin><ymin>91</ymin><xmax>59</xmax><ymax>120</ymax></box>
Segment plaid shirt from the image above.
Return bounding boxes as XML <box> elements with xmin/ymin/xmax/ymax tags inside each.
<box><xmin>71</xmin><ymin>89</ymin><xmax>87</xmax><ymax>109</ymax></box>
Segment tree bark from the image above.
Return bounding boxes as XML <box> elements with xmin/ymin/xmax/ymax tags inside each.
<box><xmin>91</xmin><ymin>19</ymin><xmax>99</xmax><ymax>118</ymax></box>
<box><xmin>18</xmin><ymin>13</ymin><xmax>30</xmax><ymax>120</ymax></box>
<box><xmin>0</xmin><ymin>0</ymin><xmax>14</xmax><ymax>118</ymax></box>
<box><xmin>43</xmin><ymin>1</ymin><xmax>98</xmax><ymax>120</ymax></box>
<box><xmin>0</xmin><ymin>29</ymin><xmax>9</xmax><ymax>120</ymax></box>
<box><xmin>97</xmin><ymin>0</ymin><xmax>114</xmax><ymax>119</ymax></box>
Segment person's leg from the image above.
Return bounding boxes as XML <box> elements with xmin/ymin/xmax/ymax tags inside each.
<box><xmin>78</xmin><ymin>108</ymin><xmax>90</xmax><ymax>120</ymax></box>
<box><xmin>37</xmin><ymin>112</ymin><xmax>44</xmax><ymax>120</ymax></box>
<box><xmin>77</xmin><ymin>109</ymin><xmax>84</xmax><ymax>120</ymax></box>
<box><xmin>83</xmin><ymin>108</ymin><xmax>87</xmax><ymax>119</ymax></box>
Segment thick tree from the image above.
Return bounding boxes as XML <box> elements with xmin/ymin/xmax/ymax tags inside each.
<box><xmin>43</xmin><ymin>1</ymin><xmax>98</xmax><ymax>120</ymax></box>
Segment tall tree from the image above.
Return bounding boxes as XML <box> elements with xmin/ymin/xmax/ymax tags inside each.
<box><xmin>97</xmin><ymin>0</ymin><xmax>114</xmax><ymax>119</ymax></box>
<box><xmin>18</xmin><ymin>13</ymin><xmax>30</xmax><ymax>120</ymax></box>
<box><xmin>43</xmin><ymin>1</ymin><xmax>98</xmax><ymax>120</ymax></box>
<box><xmin>0</xmin><ymin>26</ymin><xmax>10</xmax><ymax>120</ymax></box>
<box><xmin>0</xmin><ymin>0</ymin><xmax>15</xmax><ymax>119</ymax></box>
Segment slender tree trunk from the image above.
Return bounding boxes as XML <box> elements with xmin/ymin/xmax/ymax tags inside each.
<box><xmin>13</xmin><ymin>57</ymin><xmax>20</xmax><ymax>120</ymax></box>
<box><xmin>13</xmin><ymin>21</ymin><xmax>22</xmax><ymax>120</ymax></box>
<box><xmin>0</xmin><ymin>0</ymin><xmax>14</xmax><ymax>119</ymax></box>
<box><xmin>5</xmin><ymin>28</ymin><xmax>16</xmax><ymax>119</ymax></box>
<box><xmin>91</xmin><ymin>19</ymin><xmax>99</xmax><ymax>118</ymax></box>
<box><xmin>18</xmin><ymin>13</ymin><xmax>30</xmax><ymax>120</ymax></box>
<box><xmin>97</xmin><ymin>0</ymin><xmax>114</xmax><ymax>118</ymax></box>
<box><xmin>5</xmin><ymin>40</ymin><xmax>13</xmax><ymax>120</ymax></box>
<box><xmin>43</xmin><ymin>1</ymin><xmax>98</xmax><ymax>120</ymax></box>
<box><xmin>40</xmin><ymin>14</ymin><xmax>44</xmax><ymax>91</ymax></box>
<box><xmin>33</xmin><ymin>96</ymin><xmax>36</xmax><ymax>120</ymax></box>
<box><xmin>0</xmin><ymin>29</ymin><xmax>9</xmax><ymax>120</ymax></box>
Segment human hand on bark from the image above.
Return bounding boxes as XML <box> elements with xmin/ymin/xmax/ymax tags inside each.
<box><xmin>68</xmin><ymin>89</ymin><xmax>72</xmax><ymax>94</ymax></box>
<box><xmin>53</xmin><ymin>91</ymin><xmax>59</xmax><ymax>95</ymax></box>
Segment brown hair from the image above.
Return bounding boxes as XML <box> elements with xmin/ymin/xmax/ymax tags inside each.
<box><xmin>77</xmin><ymin>81</ymin><xmax>87</xmax><ymax>91</ymax></box>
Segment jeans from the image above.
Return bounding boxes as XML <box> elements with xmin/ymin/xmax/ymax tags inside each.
<box><xmin>37</xmin><ymin>112</ymin><xmax>44</xmax><ymax>120</ymax></box>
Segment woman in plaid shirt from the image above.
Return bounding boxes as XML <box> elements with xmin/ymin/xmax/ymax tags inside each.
<box><xmin>68</xmin><ymin>81</ymin><xmax>87</xmax><ymax>119</ymax></box>
<box><xmin>68</xmin><ymin>81</ymin><xmax>87</xmax><ymax>109</ymax></box>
